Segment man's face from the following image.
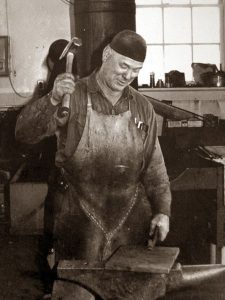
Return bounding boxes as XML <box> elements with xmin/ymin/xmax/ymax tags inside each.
<box><xmin>102</xmin><ymin>49</ymin><xmax>143</xmax><ymax>92</ymax></box>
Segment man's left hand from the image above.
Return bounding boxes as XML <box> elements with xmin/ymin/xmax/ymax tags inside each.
<box><xmin>149</xmin><ymin>213</ymin><xmax>169</xmax><ymax>241</ymax></box>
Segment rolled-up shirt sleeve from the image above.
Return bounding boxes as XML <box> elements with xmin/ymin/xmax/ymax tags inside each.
<box><xmin>141</xmin><ymin>107</ymin><xmax>172</xmax><ymax>217</ymax></box>
<box><xmin>15</xmin><ymin>93</ymin><xmax>59</xmax><ymax>144</ymax></box>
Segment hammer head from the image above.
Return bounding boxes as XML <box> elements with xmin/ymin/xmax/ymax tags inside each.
<box><xmin>59</xmin><ymin>37</ymin><xmax>82</xmax><ymax>60</ymax></box>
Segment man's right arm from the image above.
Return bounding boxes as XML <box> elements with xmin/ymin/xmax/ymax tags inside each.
<box><xmin>15</xmin><ymin>73</ymin><xmax>76</xmax><ymax>145</ymax></box>
<box><xmin>15</xmin><ymin>93</ymin><xmax>59</xmax><ymax>144</ymax></box>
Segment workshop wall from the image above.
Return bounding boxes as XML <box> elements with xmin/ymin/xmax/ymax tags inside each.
<box><xmin>0</xmin><ymin>0</ymin><xmax>72</xmax><ymax>107</ymax></box>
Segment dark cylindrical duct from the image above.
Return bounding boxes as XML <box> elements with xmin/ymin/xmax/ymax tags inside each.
<box><xmin>74</xmin><ymin>0</ymin><xmax>136</xmax><ymax>77</ymax></box>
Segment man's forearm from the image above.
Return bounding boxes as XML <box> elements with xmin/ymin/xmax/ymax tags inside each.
<box><xmin>142</xmin><ymin>139</ymin><xmax>172</xmax><ymax>216</ymax></box>
<box><xmin>149</xmin><ymin>181</ymin><xmax>171</xmax><ymax>216</ymax></box>
<box><xmin>15</xmin><ymin>94</ymin><xmax>58</xmax><ymax>144</ymax></box>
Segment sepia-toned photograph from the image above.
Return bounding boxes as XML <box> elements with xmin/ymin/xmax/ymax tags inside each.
<box><xmin>0</xmin><ymin>0</ymin><xmax>225</xmax><ymax>299</ymax></box>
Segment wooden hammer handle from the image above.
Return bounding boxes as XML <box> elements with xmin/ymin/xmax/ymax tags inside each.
<box><xmin>66</xmin><ymin>51</ymin><xmax>74</xmax><ymax>73</ymax></box>
<box><xmin>59</xmin><ymin>52</ymin><xmax>74</xmax><ymax>117</ymax></box>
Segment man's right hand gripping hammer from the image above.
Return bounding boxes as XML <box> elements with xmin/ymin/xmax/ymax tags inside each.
<box><xmin>51</xmin><ymin>73</ymin><xmax>76</xmax><ymax>112</ymax></box>
<box><xmin>51</xmin><ymin>36</ymin><xmax>82</xmax><ymax>118</ymax></box>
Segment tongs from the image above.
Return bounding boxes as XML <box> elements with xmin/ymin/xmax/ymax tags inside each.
<box><xmin>147</xmin><ymin>226</ymin><xmax>160</xmax><ymax>250</ymax></box>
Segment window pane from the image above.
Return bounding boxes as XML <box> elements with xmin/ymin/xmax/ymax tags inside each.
<box><xmin>138</xmin><ymin>46</ymin><xmax>164</xmax><ymax>85</ymax></box>
<box><xmin>165</xmin><ymin>45</ymin><xmax>192</xmax><ymax>80</ymax></box>
<box><xmin>163</xmin><ymin>0</ymin><xmax>190</xmax><ymax>4</ymax></box>
<box><xmin>136</xmin><ymin>8</ymin><xmax>163</xmax><ymax>43</ymax></box>
<box><xmin>193</xmin><ymin>7</ymin><xmax>220</xmax><ymax>43</ymax></box>
<box><xmin>193</xmin><ymin>45</ymin><xmax>220</xmax><ymax>67</ymax></box>
<box><xmin>191</xmin><ymin>0</ymin><xmax>219</xmax><ymax>4</ymax></box>
<box><xmin>164</xmin><ymin>8</ymin><xmax>191</xmax><ymax>43</ymax></box>
<box><xmin>136</xmin><ymin>0</ymin><xmax>162</xmax><ymax>4</ymax></box>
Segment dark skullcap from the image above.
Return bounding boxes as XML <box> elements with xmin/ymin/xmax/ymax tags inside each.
<box><xmin>110</xmin><ymin>30</ymin><xmax>147</xmax><ymax>62</ymax></box>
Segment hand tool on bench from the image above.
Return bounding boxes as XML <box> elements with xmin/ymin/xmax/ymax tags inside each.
<box><xmin>58</xmin><ymin>36</ymin><xmax>82</xmax><ymax>118</ymax></box>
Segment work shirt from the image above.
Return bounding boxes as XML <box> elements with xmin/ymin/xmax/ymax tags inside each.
<box><xmin>15</xmin><ymin>71</ymin><xmax>171</xmax><ymax>216</ymax></box>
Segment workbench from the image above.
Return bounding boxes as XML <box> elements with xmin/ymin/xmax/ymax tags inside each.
<box><xmin>170</xmin><ymin>163</ymin><xmax>225</xmax><ymax>263</ymax></box>
<box><xmin>160</xmin><ymin>132</ymin><xmax>225</xmax><ymax>264</ymax></box>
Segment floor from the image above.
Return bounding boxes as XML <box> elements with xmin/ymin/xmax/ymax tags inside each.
<box><xmin>0</xmin><ymin>235</ymin><xmax>46</xmax><ymax>300</ymax></box>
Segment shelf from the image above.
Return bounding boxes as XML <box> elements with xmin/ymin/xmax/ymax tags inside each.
<box><xmin>139</xmin><ymin>87</ymin><xmax>225</xmax><ymax>102</ymax></box>
<box><xmin>139</xmin><ymin>87</ymin><xmax>225</xmax><ymax>92</ymax></box>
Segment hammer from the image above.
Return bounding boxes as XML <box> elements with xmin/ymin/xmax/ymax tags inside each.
<box><xmin>58</xmin><ymin>36</ymin><xmax>82</xmax><ymax>117</ymax></box>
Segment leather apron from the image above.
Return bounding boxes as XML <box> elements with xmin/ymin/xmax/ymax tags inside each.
<box><xmin>53</xmin><ymin>93</ymin><xmax>152</xmax><ymax>261</ymax></box>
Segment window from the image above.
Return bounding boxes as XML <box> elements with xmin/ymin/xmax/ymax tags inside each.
<box><xmin>136</xmin><ymin>0</ymin><xmax>222</xmax><ymax>86</ymax></box>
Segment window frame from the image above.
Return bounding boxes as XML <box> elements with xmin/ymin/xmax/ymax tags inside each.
<box><xmin>135</xmin><ymin>0</ymin><xmax>225</xmax><ymax>84</ymax></box>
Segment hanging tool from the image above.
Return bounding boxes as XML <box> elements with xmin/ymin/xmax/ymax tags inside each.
<box><xmin>58</xmin><ymin>36</ymin><xmax>82</xmax><ymax>117</ymax></box>
<box><xmin>144</xmin><ymin>94</ymin><xmax>204</xmax><ymax>121</ymax></box>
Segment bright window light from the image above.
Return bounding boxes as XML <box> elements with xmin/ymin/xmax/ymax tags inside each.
<box><xmin>135</xmin><ymin>0</ymin><xmax>221</xmax><ymax>86</ymax></box>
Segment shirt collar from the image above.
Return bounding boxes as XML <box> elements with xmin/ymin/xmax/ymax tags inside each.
<box><xmin>86</xmin><ymin>70</ymin><xmax>133</xmax><ymax>101</ymax></box>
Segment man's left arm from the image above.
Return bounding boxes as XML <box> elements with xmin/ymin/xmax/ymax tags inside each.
<box><xmin>141</xmin><ymin>108</ymin><xmax>172</xmax><ymax>242</ymax></box>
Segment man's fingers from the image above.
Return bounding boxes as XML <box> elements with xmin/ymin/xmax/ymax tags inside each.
<box><xmin>52</xmin><ymin>73</ymin><xmax>76</xmax><ymax>101</ymax></box>
<box><xmin>158</xmin><ymin>221</ymin><xmax>169</xmax><ymax>241</ymax></box>
<box><xmin>151</xmin><ymin>223</ymin><xmax>164</xmax><ymax>241</ymax></box>
<box><xmin>158</xmin><ymin>225</ymin><xmax>168</xmax><ymax>241</ymax></box>
<box><xmin>149</xmin><ymin>221</ymin><xmax>156</xmax><ymax>236</ymax></box>
<box><xmin>150</xmin><ymin>214</ymin><xmax>170</xmax><ymax>242</ymax></box>
<box><xmin>55</xmin><ymin>78</ymin><xmax>75</xmax><ymax>91</ymax></box>
<box><xmin>56</xmin><ymin>72</ymin><xmax>75</xmax><ymax>81</ymax></box>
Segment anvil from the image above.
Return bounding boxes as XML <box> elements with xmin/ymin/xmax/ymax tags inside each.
<box><xmin>51</xmin><ymin>246</ymin><xmax>225</xmax><ymax>300</ymax></box>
